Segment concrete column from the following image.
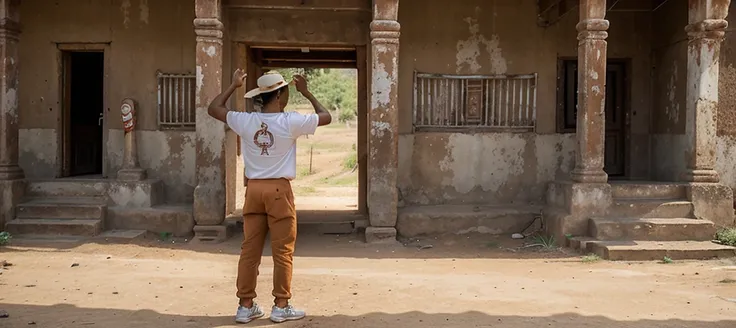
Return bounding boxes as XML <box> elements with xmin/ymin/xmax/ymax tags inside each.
<box><xmin>365</xmin><ymin>0</ymin><xmax>400</xmax><ymax>243</ymax></box>
<box><xmin>683</xmin><ymin>0</ymin><xmax>730</xmax><ymax>183</ymax></box>
<box><xmin>0</xmin><ymin>0</ymin><xmax>24</xmax><ymax>231</ymax></box>
<box><xmin>570</xmin><ymin>0</ymin><xmax>609</xmax><ymax>184</ymax></box>
<box><xmin>0</xmin><ymin>0</ymin><xmax>22</xmax><ymax>181</ymax></box>
<box><xmin>192</xmin><ymin>1</ymin><xmax>229</xmax><ymax>242</ymax></box>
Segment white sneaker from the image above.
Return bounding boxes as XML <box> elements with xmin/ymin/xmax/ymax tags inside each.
<box><xmin>269</xmin><ymin>304</ymin><xmax>306</xmax><ymax>323</ymax></box>
<box><xmin>235</xmin><ymin>303</ymin><xmax>264</xmax><ymax>324</ymax></box>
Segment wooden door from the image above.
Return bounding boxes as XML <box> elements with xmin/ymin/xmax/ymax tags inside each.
<box><xmin>557</xmin><ymin>59</ymin><xmax>629</xmax><ymax>178</ymax></box>
<box><xmin>603</xmin><ymin>62</ymin><xmax>627</xmax><ymax>177</ymax></box>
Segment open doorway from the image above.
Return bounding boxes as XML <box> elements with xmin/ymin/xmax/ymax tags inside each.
<box><xmin>275</xmin><ymin>68</ymin><xmax>360</xmax><ymax>213</ymax></box>
<box><xmin>61</xmin><ymin>51</ymin><xmax>105</xmax><ymax>177</ymax></box>
<box><xmin>230</xmin><ymin>45</ymin><xmax>368</xmax><ymax>227</ymax></box>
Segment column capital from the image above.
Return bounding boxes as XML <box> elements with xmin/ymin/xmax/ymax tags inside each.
<box><xmin>576</xmin><ymin>18</ymin><xmax>609</xmax><ymax>41</ymax></box>
<box><xmin>370</xmin><ymin>20</ymin><xmax>400</xmax><ymax>44</ymax></box>
<box><xmin>686</xmin><ymin>19</ymin><xmax>728</xmax><ymax>40</ymax></box>
<box><xmin>194</xmin><ymin>18</ymin><xmax>223</xmax><ymax>43</ymax></box>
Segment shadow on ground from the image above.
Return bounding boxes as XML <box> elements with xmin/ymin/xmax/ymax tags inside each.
<box><xmin>0</xmin><ymin>303</ymin><xmax>733</xmax><ymax>328</ymax></box>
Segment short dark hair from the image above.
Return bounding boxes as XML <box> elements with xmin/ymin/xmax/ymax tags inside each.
<box><xmin>254</xmin><ymin>87</ymin><xmax>284</xmax><ymax>108</ymax></box>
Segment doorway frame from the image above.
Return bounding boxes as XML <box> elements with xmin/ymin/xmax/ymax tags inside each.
<box><xmin>232</xmin><ymin>42</ymin><xmax>369</xmax><ymax>215</ymax></box>
<box><xmin>555</xmin><ymin>56</ymin><xmax>633</xmax><ymax>179</ymax></box>
<box><xmin>56</xmin><ymin>43</ymin><xmax>111</xmax><ymax>178</ymax></box>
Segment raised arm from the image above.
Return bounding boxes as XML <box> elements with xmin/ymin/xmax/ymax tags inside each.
<box><xmin>294</xmin><ymin>75</ymin><xmax>331</xmax><ymax>126</ymax></box>
<box><xmin>207</xmin><ymin>69</ymin><xmax>246</xmax><ymax>123</ymax></box>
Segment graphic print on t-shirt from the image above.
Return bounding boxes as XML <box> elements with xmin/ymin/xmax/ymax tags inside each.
<box><xmin>253</xmin><ymin>122</ymin><xmax>274</xmax><ymax>155</ymax></box>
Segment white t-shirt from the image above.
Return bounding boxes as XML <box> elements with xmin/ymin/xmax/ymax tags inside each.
<box><xmin>226</xmin><ymin>111</ymin><xmax>319</xmax><ymax>180</ymax></box>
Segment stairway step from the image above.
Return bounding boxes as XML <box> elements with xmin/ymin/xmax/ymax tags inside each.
<box><xmin>568</xmin><ymin>236</ymin><xmax>597</xmax><ymax>253</ymax></box>
<box><xmin>588</xmin><ymin>240</ymin><xmax>736</xmax><ymax>261</ymax></box>
<box><xmin>27</xmin><ymin>180</ymin><xmax>109</xmax><ymax>198</ymax></box>
<box><xmin>610</xmin><ymin>199</ymin><xmax>693</xmax><ymax>218</ymax></box>
<box><xmin>590</xmin><ymin>218</ymin><xmax>716</xmax><ymax>241</ymax></box>
<box><xmin>5</xmin><ymin>219</ymin><xmax>103</xmax><ymax>236</ymax></box>
<box><xmin>611</xmin><ymin>183</ymin><xmax>686</xmax><ymax>200</ymax></box>
<box><xmin>17</xmin><ymin>198</ymin><xmax>106</xmax><ymax>220</ymax></box>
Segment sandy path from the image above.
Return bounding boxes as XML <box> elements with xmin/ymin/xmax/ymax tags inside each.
<box><xmin>1</xmin><ymin>233</ymin><xmax>735</xmax><ymax>327</ymax></box>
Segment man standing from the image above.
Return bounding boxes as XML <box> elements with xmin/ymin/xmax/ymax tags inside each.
<box><xmin>207</xmin><ymin>69</ymin><xmax>332</xmax><ymax>324</ymax></box>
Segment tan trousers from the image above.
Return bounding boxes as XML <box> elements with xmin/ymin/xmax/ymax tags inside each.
<box><xmin>236</xmin><ymin>178</ymin><xmax>297</xmax><ymax>304</ymax></box>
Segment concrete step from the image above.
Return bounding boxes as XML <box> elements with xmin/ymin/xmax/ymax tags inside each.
<box><xmin>27</xmin><ymin>179</ymin><xmax>165</xmax><ymax>207</ymax></box>
<box><xmin>567</xmin><ymin>236</ymin><xmax>598</xmax><ymax>252</ymax></box>
<box><xmin>397</xmin><ymin>205</ymin><xmax>542</xmax><ymax>237</ymax></box>
<box><xmin>27</xmin><ymin>180</ymin><xmax>109</xmax><ymax>198</ymax></box>
<box><xmin>16</xmin><ymin>198</ymin><xmax>106</xmax><ymax>220</ymax></box>
<box><xmin>589</xmin><ymin>218</ymin><xmax>716</xmax><ymax>241</ymax></box>
<box><xmin>588</xmin><ymin>240</ymin><xmax>736</xmax><ymax>261</ymax></box>
<box><xmin>610</xmin><ymin>199</ymin><xmax>693</xmax><ymax>218</ymax></box>
<box><xmin>610</xmin><ymin>183</ymin><xmax>686</xmax><ymax>200</ymax></box>
<box><xmin>5</xmin><ymin>218</ymin><xmax>103</xmax><ymax>236</ymax></box>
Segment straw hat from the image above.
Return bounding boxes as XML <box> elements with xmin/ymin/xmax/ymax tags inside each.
<box><xmin>244</xmin><ymin>71</ymin><xmax>290</xmax><ymax>99</ymax></box>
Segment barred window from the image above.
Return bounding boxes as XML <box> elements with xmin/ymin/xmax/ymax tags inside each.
<box><xmin>413</xmin><ymin>72</ymin><xmax>538</xmax><ymax>132</ymax></box>
<box><xmin>157</xmin><ymin>72</ymin><xmax>196</xmax><ymax>129</ymax></box>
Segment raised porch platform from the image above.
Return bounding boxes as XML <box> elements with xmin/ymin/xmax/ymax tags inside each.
<box><xmin>5</xmin><ymin>178</ymin><xmax>193</xmax><ymax>239</ymax></box>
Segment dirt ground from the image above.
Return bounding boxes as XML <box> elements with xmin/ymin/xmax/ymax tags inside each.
<box><xmin>1</xmin><ymin>232</ymin><xmax>735</xmax><ymax>328</ymax></box>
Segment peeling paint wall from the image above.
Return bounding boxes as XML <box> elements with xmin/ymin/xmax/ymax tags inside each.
<box><xmin>18</xmin><ymin>128</ymin><xmax>57</xmax><ymax>178</ymax></box>
<box><xmin>398</xmin><ymin>133</ymin><xmax>575</xmax><ymax>206</ymax></box>
<box><xmin>715</xmin><ymin>5</ymin><xmax>736</xmax><ymax>193</ymax></box>
<box><xmin>650</xmin><ymin>0</ymin><xmax>688</xmax><ymax>181</ymax></box>
<box><xmin>397</xmin><ymin>0</ymin><xmax>653</xmax><ymax>205</ymax></box>
<box><xmin>18</xmin><ymin>0</ymin><xmax>196</xmax><ymax>203</ymax></box>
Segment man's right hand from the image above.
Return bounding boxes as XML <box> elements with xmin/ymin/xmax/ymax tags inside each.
<box><xmin>232</xmin><ymin>69</ymin><xmax>246</xmax><ymax>88</ymax></box>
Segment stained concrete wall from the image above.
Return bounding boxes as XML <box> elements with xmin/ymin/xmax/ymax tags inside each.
<box><xmin>650</xmin><ymin>0</ymin><xmax>688</xmax><ymax>181</ymax></box>
<box><xmin>397</xmin><ymin>0</ymin><xmax>652</xmax><ymax>206</ymax></box>
<box><xmin>651</xmin><ymin>1</ymin><xmax>736</xmax><ymax>195</ymax></box>
<box><xmin>18</xmin><ymin>0</ymin><xmax>196</xmax><ymax>203</ymax></box>
<box><xmin>227</xmin><ymin>7</ymin><xmax>370</xmax><ymax>44</ymax></box>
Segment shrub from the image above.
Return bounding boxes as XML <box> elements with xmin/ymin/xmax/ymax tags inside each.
<box><xmin>715</xmin><ymin>228</ymin><xmax>736</xmax><ymax>246</ymax></box>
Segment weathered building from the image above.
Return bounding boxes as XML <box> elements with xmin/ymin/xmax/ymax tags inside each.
<box><xmin>1</xmin><ymin>0</ymin><xmax>736</xmax><ymax>259</ymax></box>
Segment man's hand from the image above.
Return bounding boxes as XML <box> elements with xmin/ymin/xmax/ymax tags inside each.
<box><xmin>208</xmin><ymin>69</ymin><xmax>245</xmax><ymax>123</ymax></box>
<box><xmin>232</xmin><ymin>69</ymin><xmax>247</xmax><ymax>88</ymax></box>
<box><xmin>293</xmin><ymin>75</ymin><xmax>309</xmax><ymax>95</ymax></box>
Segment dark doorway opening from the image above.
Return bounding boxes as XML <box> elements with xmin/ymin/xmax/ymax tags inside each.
<box><xmin>62</xmin><ymin>52</ymin><xmax>105</xmax><ymax>177</ymax></box>
<box><xmin>557</xmin><ymin>59</ymin><xmax>630</xmax><ymax>179</ymax></box>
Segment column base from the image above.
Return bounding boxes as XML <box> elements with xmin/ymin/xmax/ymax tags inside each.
<box><xmin>544</xmin><ymin>181</ymin><xmax>612</xmax><ymax>242</ymax></box>
<box><xmin>365</xmin><ymin>226</ymin><xmax>398</xmax><ymax>244</ymax></box>
<box><xmin>192</xmin><ymin>224</ymin><xmax>232</xmax><ymax>243</ymax></box>
<box><xmin>688</xmin><ymin>183</ymin><xmax>735</xmax><ymax>228</ymax></box>
<box><xmin>117</xmin><ymin>168</ymin><xmax>147</xmax><ymax>181</ymax></box>
<box><xmin>0</xmin><ymin>165</ymin><xmax>25</xmax><ymax>180</ymax></box>
<box><xmin>570</xmin><ymin>168</ymin><xmax>608</xmax><ymax>184</ymax></box>
<box><xmin>683</xmin><ymin>169</ymin><xmax>720</xmax><ymax>183</ymax></box>
<box><xmin>0</xmin><ymin>179</ymin><xmax>26</xmax><ymax>231</ymax></box>
<box><xmin>193</xmin><ymin>184</ymin><xmax>226</xmax><ymax>226</ymax></box>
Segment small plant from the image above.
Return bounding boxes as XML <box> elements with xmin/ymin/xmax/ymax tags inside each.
<box><xmin>159</xmin><ymin>232</ymin><xmax>172</xmax><ymax>241</ymax></box>
<box><xmin>719</xmin><ymin>278</ymin><xmax>736</xmax><ymax>284</ymax></box>
<box><xmin>530</xmin><ymin>234</ymin><xmax>557</xmax><ymax>250</ymax></box>
<box><xmin>582</xmin><ymin>254</ymin><xmax>601</xmax><ymax>263</ymax></box>
<box><xmin>342</xmin><ymin>151</ymin><xmax>358</xmax><ymax>171</ymax></box>
<box><xmin>662</xmin><ymin>256</ymin><xmax>674</xmax><ymax>264</ymax></box>
<box><xmin>0</xmin><ymin>232</ymin><xmax>11</xmax><ymax>246</ymax></box>
<box><xmin>297</xmin><ymin>166</ymin><xmax>312</xmax><ymax>178</ymax></box>
<box><xmin>565</xmin><ymin>234</ymin><xmax>573</xmax><ymax>240</ymax></box>
<box><xmin>715</xmin><ymin>228</ymin><xmax>736</xmax><ymax>246</ymax></box>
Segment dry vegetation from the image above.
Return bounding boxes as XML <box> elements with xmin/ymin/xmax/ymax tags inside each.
<box><xmin>289</xmin><ymin>105</ymin><xmax>358</xmax><ymax>210</ymax></box>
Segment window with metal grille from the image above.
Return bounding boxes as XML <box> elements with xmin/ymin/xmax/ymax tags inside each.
<box><xmin>413</xmin><ymin>72</ymin><xmax>538</xmax><ymax>132</ymax></box>
<box><xmin>157</xmin><ymin>72</ymin><xmax>196</xmax><ymax>129</ymax></box>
